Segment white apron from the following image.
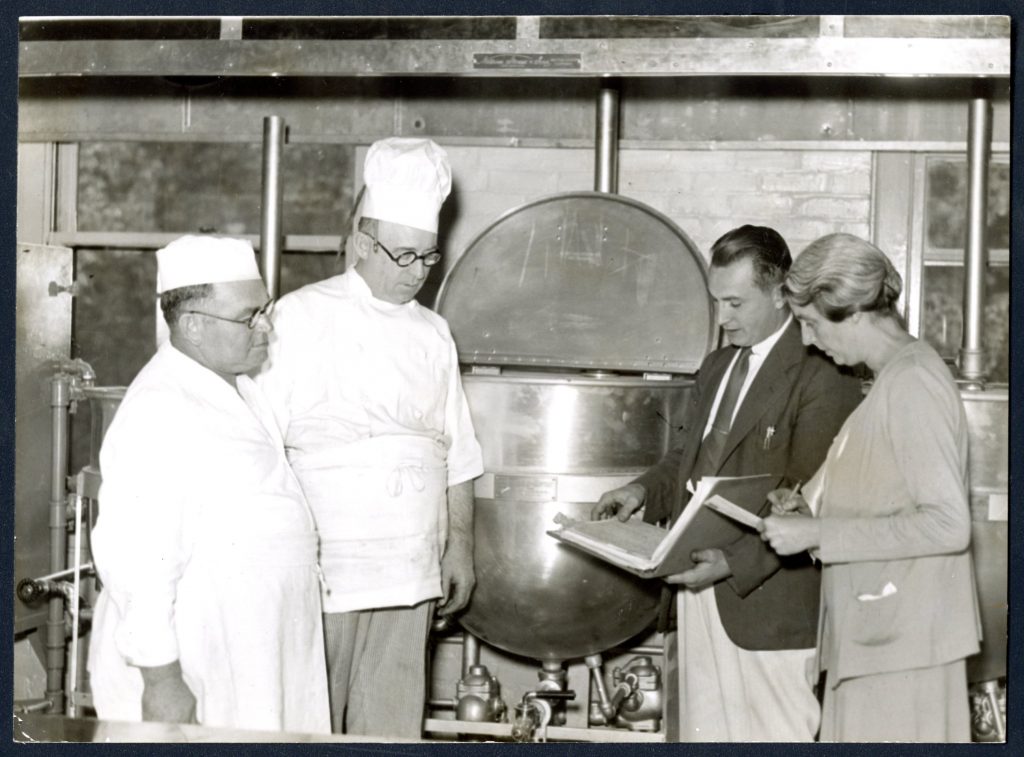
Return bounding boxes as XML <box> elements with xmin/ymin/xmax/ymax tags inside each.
<box><xmin>291</xmin><ymin>435</ymin><xmax>448</xmax><ymax>614</ymax></box>
<box><xmin>87</xmin><ymin>353</ymin><xmax>330</xmax><ymax>734</ymax></box>
<box><xmin>89</xmin><ymin>530</ymin><xmax>330</xmax><ymax>733</ymax></box>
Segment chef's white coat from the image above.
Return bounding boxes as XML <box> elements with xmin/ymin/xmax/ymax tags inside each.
<box><xmin>256</xmin><ymin>269</ymin><xmax>484</xmax><ymax>613</ymax></box>
<box><xmin>87</xmin><ymin>343</ymin><xmax>330</xmax><ymax>733</ymax></box>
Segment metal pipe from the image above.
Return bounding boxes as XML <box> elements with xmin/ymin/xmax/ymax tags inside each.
<box><xmin>584</xmin><ymin>653</ymin><xmax>616</xmax><ymax>720</ymax></box>
<box><xmin>46</xmin><ymin>376</ymin><xmax>71</xmax><ymax>714</ymax></box>
<box><xmin>594</xmin><ymin>82</ymin><xmax>620</xmax><ymax>194</ymax></box>
<box><xmin>13</xmin><ymin>699</ymin><xmax>54</xmax><ymax>715</ymax></box>
<box><xmin>960</xmin><ymin>97</ymin><xmax>991</xmax><ymax>383</ymax></box>
<box><xmin>29</xmin><ymin>563</ymin><xmax>94</xmax><ymax>584</ymax></box>
<box><xmin>462</xmin><ymin>633</ymin><xmax>481</xmax><ymax>678</ymax></box>
<box><xmin>259</xmin><ymin>115</ymin><xmax>285</xmax><ymax>299</ymax></box>
<box><xmin>67</xmin><ymin>492</ymin><xmax>85</xmax><ymax>717</ymax></box>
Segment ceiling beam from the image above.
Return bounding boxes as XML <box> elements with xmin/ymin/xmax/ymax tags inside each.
<box><xmin>20</xmin><ymin>36</ymin><xmax>1010</xmax><ymax>79</ymax></box>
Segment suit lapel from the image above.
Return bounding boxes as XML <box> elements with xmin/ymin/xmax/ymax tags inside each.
<box><xmin>717</xmin><ymin>321</ymin><xmax>805</xmax><ymax>468</ymax></box>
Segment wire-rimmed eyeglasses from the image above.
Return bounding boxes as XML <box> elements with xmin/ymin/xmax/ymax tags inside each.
<box><xmin>184</xmin><ymin>298</ymin><xmax>275</xmax><ymax>329</ymax></box>
<box><xmin>372</xmin><ymin>236</ymin><xmax>442</xmax><ymax>268</ymax></box>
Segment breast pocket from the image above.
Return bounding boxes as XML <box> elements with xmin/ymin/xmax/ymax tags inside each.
<box><xmin>755</xmin><ymin>415</ymin><xmax>791</xmax><ymax>471</ymax></box>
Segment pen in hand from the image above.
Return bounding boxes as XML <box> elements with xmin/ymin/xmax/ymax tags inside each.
<box><xmin>771</xmin><ymin>481</ymin><xmax>804</xmax><ymax>515</ymax></box>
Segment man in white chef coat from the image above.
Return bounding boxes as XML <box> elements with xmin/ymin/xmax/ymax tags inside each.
<box><xmin>87</xmin><ymin>235</ymin><xmax>330</xmax><ymax>734</ymax></box>
<box><xmin>257</xmin><ymin>138</ymin><xmax>483</xmax><ymax>738</ymax></box>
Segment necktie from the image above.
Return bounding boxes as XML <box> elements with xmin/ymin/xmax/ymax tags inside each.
<box><xmin>692</xmin><ymin>346</ymin><xmax>752</xmax><ymax>478</ymax></box>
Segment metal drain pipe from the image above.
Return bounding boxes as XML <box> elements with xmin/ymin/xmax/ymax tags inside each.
<box><xmin>959</xmin><ymin>97</ymin><xmax>991</xmax><ymax>384</ymax></box>
<box><xmin>45</xmin><ymin>376</ymin><xmax>72</xmax><ymax>714</ymax></box>
<box><xmin>595</xmin><ymin>82</ymin><xmax>620</xmax><ymax>194</ymax></box>
<box><xmin>259</xmin><ymin>115</ymin><xmax>285</xmax><ymax>299</ymax></box>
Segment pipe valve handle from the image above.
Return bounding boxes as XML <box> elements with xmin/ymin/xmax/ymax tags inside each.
<box><xmin>17</xmin><ymin>578</ymin><xmax>48</xmax><ymax>604</ymax></box>
<box><xmin>530</xmin><ymin>690</ymin><xmax>576</xmax><ymax>701</ymax></box>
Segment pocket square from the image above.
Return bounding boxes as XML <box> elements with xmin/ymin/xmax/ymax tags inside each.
<box><xmin>856</xmin><ymin>580</ymin><xmax>898</xmax><ymax>602</ymax></box>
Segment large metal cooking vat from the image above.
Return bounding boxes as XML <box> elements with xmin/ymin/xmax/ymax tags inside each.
<box><xmin>437</xmin><ymin>192</ymin><xmax>714</xmax><ymax>661</ymax></box>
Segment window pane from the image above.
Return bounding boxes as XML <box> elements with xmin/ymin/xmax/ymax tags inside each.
<box><xmin>921</xmin><ymin>264</ymin><xmax>1009</xmax><ymax>383</ymax></box>
<box><xmin>280</xmin><ymin>252</ymin><xmax>343</xmax><ymax>298</ymax></box>
<box><xmin>925</xmin><ymin>159</ymin><xmax>1010</xmax><ymax>250</ymax></box>
<box><xmin>77</xmin><ymin>142</ymin><xmax>353</xmax><ymax>235</ymax></box>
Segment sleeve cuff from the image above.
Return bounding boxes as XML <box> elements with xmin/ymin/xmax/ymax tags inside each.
<box><xmin>112</xmin><ymin>596</ymin><xmax>180</xmax><ymax>668</ymax></box>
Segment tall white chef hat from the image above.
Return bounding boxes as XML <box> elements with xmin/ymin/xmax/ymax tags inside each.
<box><xmin>361</xmin><ymin>137</ymin><xmax>452</xmax><ymax>234</ymax></box>
<box><xmin>156</xmin><ymin>235</ymin><xmax>262</xmax><ymax>294</ymax></box>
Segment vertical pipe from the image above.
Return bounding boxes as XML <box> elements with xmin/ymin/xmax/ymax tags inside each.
<box><xmin>67</xmin><ymin>491</ymin><xmax>84</xmax><ymax>717</ymax></box>
<box><xmin>960</xmin><ymin>97</ymin><xmax>991</xmax><ymax>383</ymax></box>
<box><xmin>461</xmin><ymin>633</ymin><xmax>481</xmax><ymax>678</ymax></box>
<box><xmin>594</xmin><ymin>82</ymin><xmax>620</xmax><ymax>194</ymax></box>
<box><xmin>259</xmin><ymin>116</ymin><xmax>285</xmax><ymax>299</ymax></box>
<box><xmin>46</xmin><ymin>376</ymin><xmax>71</xmax><ymax>714</ymax></box>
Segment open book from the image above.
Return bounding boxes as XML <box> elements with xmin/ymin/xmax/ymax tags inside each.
<box><xmin>547</xmin><ymin>474</ymin><xmax>781</xmax><ymax>578</ymax></box>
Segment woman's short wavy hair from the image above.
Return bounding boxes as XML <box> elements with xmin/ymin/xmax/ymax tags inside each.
<box><xmin>783</xmin><ymin>233</ymin><xmax>902</xmax><ymax>323</ymax></box>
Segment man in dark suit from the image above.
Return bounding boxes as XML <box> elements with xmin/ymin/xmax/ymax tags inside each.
<box><xmin>594</xmin><ymin>225</ymin><xmax>862</xmax><ymax>742</ymax></box>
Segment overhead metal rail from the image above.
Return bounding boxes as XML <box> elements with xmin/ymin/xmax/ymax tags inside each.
<box><xmin>19</xmin><ymin>15</ymin><xmax>1010</xmax><ymax>79</ymax></box>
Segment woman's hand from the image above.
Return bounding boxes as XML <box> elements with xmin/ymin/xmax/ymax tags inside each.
<box><xmin>767</xmin><ymin>487</ymin><xmax>812</xmax><ymax>516</ymax></box>
<box><xmin>760</xmin><ymin>513</ymin><xmax>821</xmax><ymax>556</ymax></box>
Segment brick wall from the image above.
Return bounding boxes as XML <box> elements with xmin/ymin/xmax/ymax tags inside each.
<box><xmin>436</xmin><ymin>146</ymin><xmax>873</xmax><ymax>268</ymax></box>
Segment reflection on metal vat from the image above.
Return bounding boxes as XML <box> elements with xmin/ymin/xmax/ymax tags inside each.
<box><xmin>437</xmin><ymin>192</ymin><xmax>714</xmax><ymax>665</ymax></box>
<box><xmin>84</xmin><ymin>387</ymin><xmax>128</xmax><ymax>469</ymax></box>
<box><xmin>459</xmin><ymin>374</ymin><xmax>691</xmax><ymax>661</ymax></box>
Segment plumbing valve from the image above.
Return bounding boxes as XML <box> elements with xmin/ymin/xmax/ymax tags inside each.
<box><xmin>17</xmin><ymin>578</ymin><xmax>57</xmax><ymax>605</ymax></box>
<box><xmin>588</xmin><ymin>655</ymin><xmax>663</xmax><ymax>732</ymax></box>
<box><xmin>455</xmin><ymin>664</ymin><xmax>506</xmax><ymax>723</ymax></box>
<box><xmin>612</xmin><ymin>656</ymin><xmax>662</xmax><ymax>731</ymax></box>
<box><xmin>511</xmin><ymin>690</ymin><xmax>575</xmax><ymax>742</ymax></box>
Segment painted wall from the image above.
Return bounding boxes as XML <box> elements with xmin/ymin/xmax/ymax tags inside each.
<box><xmin>432</xmin><ymin>146</ymin><xmax>872</xmax><ymax>265</ymax></box>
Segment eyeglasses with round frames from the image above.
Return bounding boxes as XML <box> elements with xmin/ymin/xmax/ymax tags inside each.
<box><xmin>184</xmin><ymin>298</ymin><xmax>275</xmax><ymax>329</ymax></box>
<box><xmin>371</xmin><ymin>236</ymin><xmax>442</xmax><ymax>268</ymax></box>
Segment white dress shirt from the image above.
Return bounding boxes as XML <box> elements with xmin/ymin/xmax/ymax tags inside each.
<box><xmin>702</xmin><ymin>315</ymin><xmax>793</xmax><ymax>438</ymax></box>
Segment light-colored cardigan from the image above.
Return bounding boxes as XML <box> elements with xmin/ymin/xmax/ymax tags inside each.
<box><xmin>815</xmin><ymin>340</ymin><xmax>981</xmax><ymax>685</ymax></box>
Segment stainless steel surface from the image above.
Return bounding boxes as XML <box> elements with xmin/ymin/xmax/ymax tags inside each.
<box><xmin>595</xmin><ymin>84</ymin><xmax>619</xmax><ymax>193</ymax></box>
<box><xmin>259</xmin><ymin>115</ymin><xmax>284</xmax><ymax>298</ymax></box>
<box><xmin>436</xmin><ymin>193</ymin><xmax>713</xmax><ymax>373</ymax></box>
<box><xmin>456</xmin><ymin>375</ymin><xmax>689</xmax><ymax>661</ymax></box>
<box><xmin>464</xmin><ymin>495</ymin><xmax>662</xmax><ymax>662</ymax></box>
<box><xmin>19</xmin><ymin>34</ymin><xmax>1011</xmax><ymax>79</ymax></box>
<box><xmin>961</xmin><ymin>387</ymin><xmax>1008</xmax><ymax>498</ymax></box>
<box><xmin>15</xmin><ymin>244</ymin><xmax>73</xmax><ymax>636</ymax></box>
<box><xmin>959</xmin><ymin>98</ymin><xmax>991</xmax><ymax>382</ymax></box>
<box><xmin>83</xmin><ymin>387</ymin><xmax>127</xmax><ymax>469</ymax></box>
<box><xmin>464</xmin><ymin>374</ymin><xmax>688</xmax><ymax>472</ymax></box>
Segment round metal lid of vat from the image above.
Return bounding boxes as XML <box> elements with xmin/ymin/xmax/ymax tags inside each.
<box><xmin>436</xmin><ymin>192</ymin><xmax>714</xmax><ymax>374</ymax></box>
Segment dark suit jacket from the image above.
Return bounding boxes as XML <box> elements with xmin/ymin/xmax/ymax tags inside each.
<box><xmin>634</xmin><ymin>319</ymin><xmax>862</xmax><ymax>650</ymax></box>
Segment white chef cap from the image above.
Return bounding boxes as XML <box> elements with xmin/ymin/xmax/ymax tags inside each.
<box><xmin>156</xmin><ymin>235</ymin><xmax>262</xmax><ymax>294</ymax></box>
<box><xmin>362</xmin><ymin>138</ymin><xmax>452</xmax><ymax>234</ymax></box>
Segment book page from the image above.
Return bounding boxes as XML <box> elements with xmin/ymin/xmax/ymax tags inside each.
<box><xmin>551</xmin><ymin>515</ymin><xmax>665</xmax><ymax>567</ymax></box>
<box><xmin>650</xmin><ymin>474</ymin><xmax>775</xmax><ymax>564</ymax></box>
<box><xmin>703</xmin><ymin>494</ymin><xmax>764</xmax><ymax>530</ymax></box>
